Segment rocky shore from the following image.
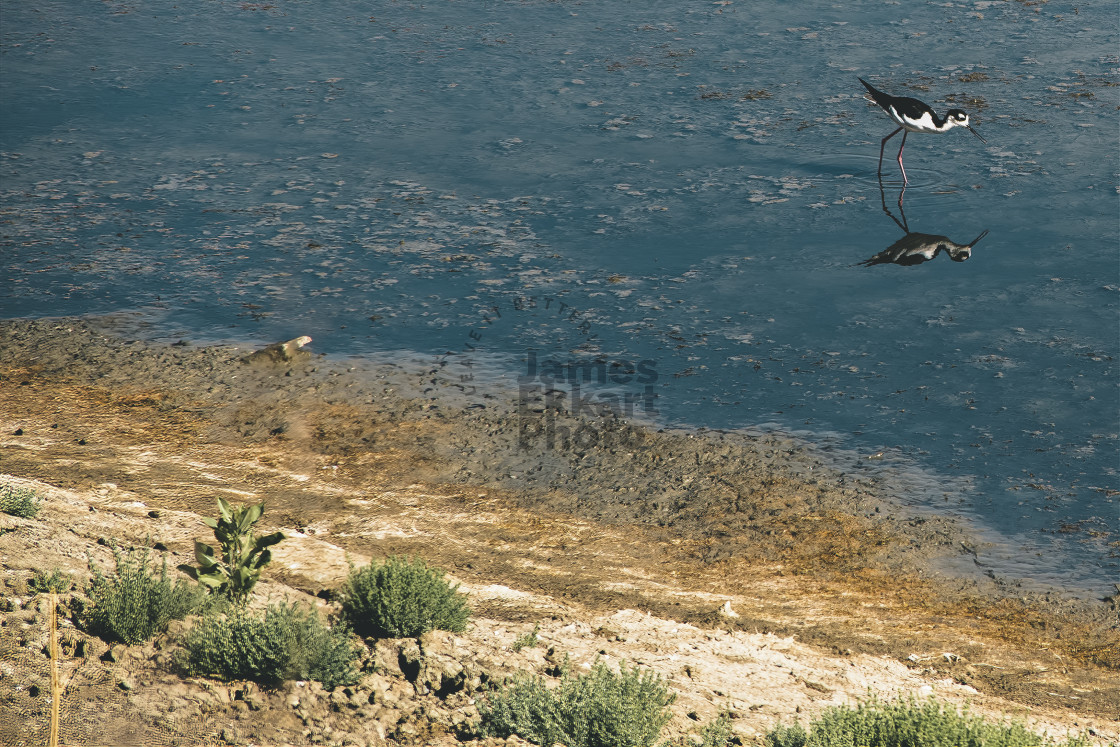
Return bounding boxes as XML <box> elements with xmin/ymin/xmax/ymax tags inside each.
<box><xmin>1</xmin><ymin>316</ymin><xmax>1116</xmax><ymax>745</ymax></box>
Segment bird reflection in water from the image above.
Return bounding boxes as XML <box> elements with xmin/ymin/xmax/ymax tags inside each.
<box><xmin>858</xmin><ymin>179</ymin><xmax>990</xmax><ymax>267</ymax></box>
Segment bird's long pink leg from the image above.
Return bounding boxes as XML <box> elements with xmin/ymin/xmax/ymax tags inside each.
<box><xmin>896</xmin><ymin>131</ymin><xmax>909</xmax><ymax>185</ymax></box>
<box><xmin>878</xmin><ymin>127</ymin><xmax>903</xmax><ymax>179</ymax></box>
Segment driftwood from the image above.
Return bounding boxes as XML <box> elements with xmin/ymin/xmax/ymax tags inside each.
<box><xmin>241</xmin><ymin>335</ymin><xmax>313</xmax><ymax>365</ymax></box>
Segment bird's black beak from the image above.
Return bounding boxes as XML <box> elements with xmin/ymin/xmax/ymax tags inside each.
<box><xmin>968</xmin><ymin>229</ymin><xmax>990</xmax><ymax>247</ymax></box>
<box><xmin>967</xmin><ymin>125</ymin><xmax>986</xmax><ymax>144</ymax></box>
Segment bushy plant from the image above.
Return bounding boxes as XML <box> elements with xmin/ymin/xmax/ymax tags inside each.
<box><xmin>82</xmin><ymin>546</ymin><xmax>204</xmax><ymax>645</ymax></box>
<box><xmin>340</xmin><ymin>555</ymin><xmax>469</xmax><ymax>638</ymax></box>
<box><xmin>698</xmin><ymin>712</ymin><xmax>735</xmax><ymax>747</ymax></box>
<box><xmin>478</xmin><ymin>659</ymin><xmax>675</xmax><ymax>747</ymax></box>
<box><xmin>764</xmin><ymin>696</ymin><xmax>1092</xmax><ymax>747</ymax></box>
<box><xmin>764</xmin><ymin>723</ymin><xmax>807</xmax><ymax>747</ymax></box>
<box><xmin>29</xmin><ymin>568</ymin><xmax>72</xmax><ymax>594</ymax></box>
<box><xmin>477</xmin><ymin>672</ymin><xmax>567</xmax><ymax>747</ymax></box>
<box><xmin>183</xmin><ymin>601</ymin><xmax>359</xmax><ymax>689</ymax></box>
<box><xmin>560</xmin><ymin>660</ymin><xmax>675</xmax><ymax>747</ymax></box>
<box><xmin>0</xmin><ymin>483</ymin><xmax>42</xmax><ymax>518</ymax></box>
<box><xmin>177</xmin><ymin>497</ymin><xmax>284</xmax><ymax>604</ymax></box>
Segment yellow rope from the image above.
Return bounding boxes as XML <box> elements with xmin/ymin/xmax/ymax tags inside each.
<box><xmin>49</xmin><ymin>591</ymin><xmax>60</xmax><ymax>747</ymax></box>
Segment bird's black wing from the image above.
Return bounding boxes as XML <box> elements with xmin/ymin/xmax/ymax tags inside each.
<box><xmin>859</xmin><ymin>78</ymin><xmax>932</xmax><ymax>121</ymax></box>
<box><xmin>858</xmin><ymin>78</ymin><xmax>892</xmax><ymax>109</ymax></box>
<box><xmin>886</xmin><ymin>96</ymin><xmax>935</xmax><ymax>122</ymax></box>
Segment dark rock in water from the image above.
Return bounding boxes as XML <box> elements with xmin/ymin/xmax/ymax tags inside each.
<box><xmin>242</xmin><ymin>336</ymin><xmax>313</xmax><ymax>366</ymax></box>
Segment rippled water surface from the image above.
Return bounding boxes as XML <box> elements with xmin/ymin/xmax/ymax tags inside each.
<box><xmin>2</xmin><ymin>0</ymin><xmax>1117</xmax><ymax>592</ymax></box>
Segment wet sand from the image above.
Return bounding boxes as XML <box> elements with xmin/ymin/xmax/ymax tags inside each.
<box><xmin>1</xmin><ymin>316</ymin><xmax>1117</xmax><ymax>743</ymax></box>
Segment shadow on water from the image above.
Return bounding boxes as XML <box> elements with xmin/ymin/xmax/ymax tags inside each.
<box><xmin>855</xmin><ymin>178</ymin><xmax>990</xmax><ymax>268</ymax></box>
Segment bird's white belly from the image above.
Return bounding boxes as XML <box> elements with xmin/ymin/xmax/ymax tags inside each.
<box><xmin>888</xmin><ymin>107</ymin><xmax>939</xmax><ymax>133</ymax></box>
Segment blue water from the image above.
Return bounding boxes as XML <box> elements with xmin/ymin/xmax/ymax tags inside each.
<box><xmin>2</xmin><ymin>0</ymin><xmax>1117</xmax><ymax>592</ymax></box>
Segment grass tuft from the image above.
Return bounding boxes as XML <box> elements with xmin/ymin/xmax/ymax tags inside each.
<box><xmin>512</xmin><ymin>622</ymin><xmax>542</xmax><ymax>652</ymax></box>
<box><xmin>0</xmin><ymin>483</ymin><xmax>43</xmax><ymax>518</ymax></box>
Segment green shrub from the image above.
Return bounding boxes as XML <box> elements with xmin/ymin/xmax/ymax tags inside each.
<box><xmin>340</xmin><ymin>555</ymin><xmax>469</xmax><ymax>638</ymax></box>
<box><xmin>764</xmin><ymin>723</ymin><xmax>807</xmax><ymax>747</ymax></box>
<box><xmin>82</xmin><ymin>546</ymin><xmax>204</xmax><ymax>645</ymax></box>
<box><xmin>29</xmin><ymin>568</ymin><xmax>72</xmax><ymax>594</ymax></box>
<box><xmin>177</xmin><ymin>497</ymin><xmax>284</xmax><ymax>604</ymax></box>
<box><xmin>477</xmin><ymin>672</ymin><xmax>567</xmax><ymax>747</ymax></box>
<box><xmin>698</xmin><ymin>712</ymin><xmax>735</xmax><ymax>747</ymax></box>
<box><xmin>764</xmin><ymin>696</ymin><xmax>1092</xmax><ymax>747</ymax></box>
<box><xmin>183</xmin><ymin>601</ymin><xmax>359</xmax><ymax>689</ymax></box>
<box><xmin>0</xmin><ymin>484</ymin><xmax>42</xmax><ymax>518</ymax></box>
<box><xmin>478</xmin><ymin>659</ymin><xmax>675</xmax><ymax>747</ymax></box>
<box><xmin>560</xmin><ymin>660</ymin><xmax>675</xmax><ymax>747</ymax></box>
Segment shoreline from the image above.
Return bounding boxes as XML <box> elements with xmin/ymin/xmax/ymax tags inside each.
<box><xmin>4</xmin><ymin>313</ymin><xmax>1111</xmax><ymax>597</ymax></box>
<box><xmin>1</xmin><ymin>316</ymin><xmax>1117</xmax><ymax>744</ymax></box>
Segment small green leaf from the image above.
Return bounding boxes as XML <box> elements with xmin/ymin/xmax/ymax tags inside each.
<box><xmin>194</xmin><ymin>541</ymin><xmax>216</xmax><ymax>565</ymax></box>
<box><xmin>243</xmin><ymin>503</ymin><xmax>263</xmax><ymax>526</ymax></box>
<box><xmin>256</xmin><ymin>532</ymin><xmax>285</xmax><ymax>549</ymax></box>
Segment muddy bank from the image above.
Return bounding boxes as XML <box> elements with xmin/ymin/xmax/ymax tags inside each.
<box><xmin>0</xmin><ymin>316</ymin><xmax>980</xmax><ymax>580</ymax></box>
<box><xmin>0</xmin><ymin>316</ymin><xmax>1117</xmax><ymax>745</ymax></box>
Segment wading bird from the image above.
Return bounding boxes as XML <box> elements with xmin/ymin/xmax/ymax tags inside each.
<box><xmin>859</xmin><ymin>77</ymin><xmax>986</xmax><ymax>184</ymax></box>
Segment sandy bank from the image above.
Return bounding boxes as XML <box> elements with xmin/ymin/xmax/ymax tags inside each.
<box><xmin>0</xmin><ymin>316</ymin><xmax>1117</xmax><ymax>745</ymax></box>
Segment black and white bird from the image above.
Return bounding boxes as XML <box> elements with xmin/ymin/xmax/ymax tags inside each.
<box><xmin>858</xmin><ymin>178</ymin><xmax>990</xmax><ymax>267</ymax></box>
<box><xmin>857</xmin><ymin>229</ymin><xmax>989</xmax><ymax>267</ymax></box>
<box><xmin>859</xmin><ymin>77</ymin><xmax>986</xmax><ymax>184</ymax></box>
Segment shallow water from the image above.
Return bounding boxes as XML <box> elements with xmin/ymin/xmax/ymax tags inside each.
<box><xmin>2</xmin><ymin>0</ymin><xmax>1117</xmax><ymax>592</ymax></box>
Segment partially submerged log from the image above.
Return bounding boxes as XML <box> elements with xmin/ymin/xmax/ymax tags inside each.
<box><xmin>242</xmin><ymin>335</ymin><xmax>313</xmax><ymax>365</ymax></box>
